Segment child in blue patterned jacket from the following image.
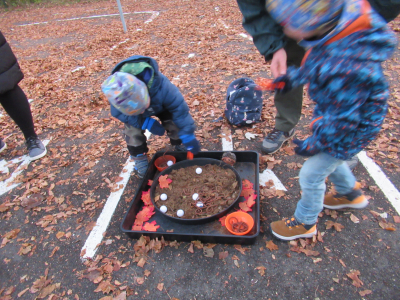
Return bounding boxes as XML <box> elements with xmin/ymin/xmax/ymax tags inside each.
<box><xmin>264</xmin><ymin>0</ymin><xmax>397</xmax><ymax>240</ymax></box>
<box><xmin>102</xmin><ymin>55</ymin><xmax>200</xmax><ymax>178</ymax></box>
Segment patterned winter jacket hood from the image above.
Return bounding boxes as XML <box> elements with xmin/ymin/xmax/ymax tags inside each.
<box><xmin>285</xmin><ymin>0</ymin><xmax>397</xmax><ymax>160</ymax></box>
<box><xmin>109</xmin><ymin>55</ymin><xmax>196</xmax><ymax>137</ymax></box>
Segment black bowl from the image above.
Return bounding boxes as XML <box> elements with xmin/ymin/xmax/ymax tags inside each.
<box><xmin>150</xmin><ymin>158</ymin><xmax>242</xmax><ymax>225</ymax></box>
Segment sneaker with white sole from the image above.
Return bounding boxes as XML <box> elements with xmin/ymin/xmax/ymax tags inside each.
<box><xmin>26</xmin><ymin>137</ymin><xmax>47</xmax><ymax>161</ymax></box>
<box><xmin>323</xmin><ymin>181</ymin><xmax>368</xmax><ymax>209</ymax></box>
<box><xmin>270</xmin><ymin>217</ymin><xmax>317</xmax><ymax>241</ymax></box>
<box><xmin>262</xmin><ymin>128</ymin><xmax>295</xmax><ymax>154</ymax></box>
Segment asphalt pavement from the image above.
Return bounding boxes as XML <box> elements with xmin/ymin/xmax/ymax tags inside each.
<box><xmin>0</xmin><ymin>1</ymin><xmax>400</xmax><ymax>299</ymax></box>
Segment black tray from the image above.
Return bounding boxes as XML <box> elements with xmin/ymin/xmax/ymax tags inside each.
<box><xmin>120</xmin><ymin>151</ymin><xmax>260</xmax><ymax>244</ymax></box>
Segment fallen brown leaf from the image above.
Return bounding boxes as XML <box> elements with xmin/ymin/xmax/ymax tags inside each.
<box><xmin>219</xmin><ymin>251</ymin><xmax>229</xmax><ymax>260</ymax></box>
<box><xmin>255</xmin><ymin>266</ymin><xmax>266</xmax><ymax>276</ymax></box>
<box><xmin>266</xmin><ymin>240</ymin><xmax>278</xmax><ymax>251</ymax></box>
<box><xmin>347</xmin><ymin>270</ymin><xmax>363</xmax><ymax>288</ymax></box>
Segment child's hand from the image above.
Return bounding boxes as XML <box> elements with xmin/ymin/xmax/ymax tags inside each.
<box><xmin>142</xmin><ymin>118</ymin><xmax>165</xmax><ymax>136</ymax></box>
<box><xmin>293</xmin><ymin>139</ymin><xmax>314</xmax><ymax>157</ymax></box>
<box><xmin>273</xmin><ymin>75</ymin><xmax>292</xmax><ymax>94</ymax></box>
<box><xmin>180</xmin><ymin>134</ymin><xmax>200</xmax><ymax>155</ymax></box>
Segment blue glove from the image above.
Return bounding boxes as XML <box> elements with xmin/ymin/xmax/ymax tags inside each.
<box><xmin>180</xmin><ymin>134</ymin><xmax>201</xmax><ymax>155</ymax></box>
<box><xmin>293</xmin><ymin>139</ymin><xmax>315</xmax><ymax>157</ymax></box>
<box><xmin>273</xmin><ymin>75</ymin><xmax>292</xmax><ymax>94</ymax></box>
<box><xmin>142</xmin><ymin>118</ymin><xmax>165</xmax><ymax>136</ymax></box>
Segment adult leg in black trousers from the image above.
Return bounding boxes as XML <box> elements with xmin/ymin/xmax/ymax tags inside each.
<box><xmin>0</xmin><ymin>85</ymin><xmax>47</xmax><ymax>160</ymax></box>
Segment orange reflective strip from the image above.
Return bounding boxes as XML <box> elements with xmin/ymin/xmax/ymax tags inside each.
<box><xmin>301</xmin><ymin>48</ymin><xmax>312</xmax><ymax>66</ymax></box>
<box><xmin>310</xmin><ymin>116</ymin><xmax>323</xmax><ymax>130</ymax></box>
<box><xmin>302</xmin><ymin>0</ymin><xmax>372</xmax><ymax>66</ymax></box>
<box><xmin>324</xmin><ymin>0</ymin><xmax>372</xmax><ymax>46</ymax></box>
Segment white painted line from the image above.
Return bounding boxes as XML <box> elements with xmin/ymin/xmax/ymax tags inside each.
<box><xmin>357</xmin><ymin>151</ymin><xmax>400</xmax><ymax>215</ymax></box>
<box><xmin>218</xmin><ymin>19</ymin><xmax>230</xmax><ymax>29</ymax></box>
<box><xmin>71</xmin><ymin>66</ymin><xmax>85</xmax><ymax>73</ymax></box>
<box><xmin>81</xmin><ymin>158</ymin><xmax>135</xmax><ymax>261</ymax></box>
<box><xmin>17</xmin><ymin>11</ymin><xmax>160</xmax><ymax>26</ymax></box>
<box><xmin>221</xmin><ymin>133</ymin><xmax>233</xmax><ymax>151</ymax></box>
<box><xmin>239</xmin><ymin>33</ymin><xmax>253</xmax><ymax>41</ymax></box>
<box><xmin>110</xmin><ymin>38</ymin><xmax>130</xmax><ymax>50</ymax></box>
<box><xmin>144</xmin><ymin>11</ymin><xmax>160</xmax><ymax>24</ymax></box>
<box><xmin>144</xmin><ymin>129</ymin><xmax>151</xmax><ymax>140</ymax></box>
<box><xmin>259</xmin><ymin>169</ymin><xmax>287</xmax><ymax>191</ymax></box>
<box><xmin>0</xmin><ymin>139</ymin><xmax>50</xmax><ymax>196</ymax></box>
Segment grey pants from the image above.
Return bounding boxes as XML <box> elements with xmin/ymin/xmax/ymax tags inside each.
<box><xmin>274</xmin><ymin>38</ymin><xmax>305</xmax><ymax>132</ymax></box>
<box><xmin>124</xmin><ymin>119</ymin><xmax>180</xmax><ymax>147</ymax></box>
<box><xmin>124</xmin><ymin>111</ymin><xmax>182</xmax><ymax>157</ymax></box>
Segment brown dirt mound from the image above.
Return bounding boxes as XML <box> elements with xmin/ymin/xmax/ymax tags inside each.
<box><xmin>154</xmin><ymin>164</ymin><xmax>240</xmax><ymax>219</ymax></box>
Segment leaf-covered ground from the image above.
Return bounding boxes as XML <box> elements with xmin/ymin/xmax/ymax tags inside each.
<box><xmin>0</xmin><ymin>0</ymin><xmax>400</xmax><ymax>299</ymax></box>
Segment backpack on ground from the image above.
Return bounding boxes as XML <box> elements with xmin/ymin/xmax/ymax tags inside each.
<box><xmin>225</xmin><ymin>77</ymin><xmax>263</xmax><ymax>126</ymax></box>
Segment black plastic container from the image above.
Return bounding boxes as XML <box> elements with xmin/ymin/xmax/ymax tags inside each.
<box><xmin>150</xmin><ymin>158</ymin><xmax>243</xmax><ymax>225</ymax></box>
<box><xmin>120</xmin><ymin>151</ymin><xmax>260</xmax><ymax>244</ymax></box>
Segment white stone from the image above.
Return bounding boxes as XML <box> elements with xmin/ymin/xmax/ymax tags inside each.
<box><xmin>160</xmin><ymin>205</ymin><xmax>167</xmax><ymax>213</ymax></box>
<box><xmin>167</xmin><ymin>160</ymin><xmax>174</xmax><ymax>166</ymax></box>
<box><xmin>196</xmin><ymin>202</ymin><xmax>204</xmax><ymax>208</ymax></box>
<box><xmin>160</xmin><ymin>193</ymin><xmax>168</xmax><ymax>201</ymax></box>
<box><xmin>196</xmin><ymin>168</ymin><xmax>202</xmax><ymax>174</ymax></box>
<box><xmin>177</xmin><ymin>209</ymin><xmax>184</xmax><ymax>217</ymax></box>
<box><xmin>192</xmin><ymin>193</ymin><xmax>199</xmax><ymax>201</ymax></box>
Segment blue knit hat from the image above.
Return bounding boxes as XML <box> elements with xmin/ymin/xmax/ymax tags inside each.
<box><xmin>101</xmin><ymin>72</ymin><xmax>150</xmax><ymax>116</ymax></box>
<box><xmin>266</xmin><ymin>0</ymin><xmax>343</xmax><ymax>33</ymax></box>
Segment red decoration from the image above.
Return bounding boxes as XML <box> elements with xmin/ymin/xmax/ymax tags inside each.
<box><xmin>242</xmin><ymin>179</ymin><xmax>254</xmax><ymax>190</ymax></box>
<box><xmin>141</xmin><ymin>190</ymin><xmax>152</xmax><ymax>206</ymax></box>
<box><xmin>219</xmin><ymin>215</ymin><xmax>227</xmax><ymax>227</ymax></box>
<box><xmin>133</xmin><ymin>205</ymin><xmax>155</xmax><ymax>227</ymax></box>
<box><xmin>239</xmin><ymin>201</ymin><xmax>252</xmax><ymax>212</ymax></box>
<box><xmin>142</xmin><ymin>221</ymin><xmax>160</xmax><ymax>232</ymax></box>
<box><xmin>159</xmin><ymin>175</ymin><xmax>172</xmax><ymax>189</ymax></box>
<box><xmin>246</xmin><ymin>194</ymin><xmax>257</xmax><ymax>208</ymax></box>
<box><xmin>241</xmin><ymin>188</ymin><xmax>255</xmax><ymax>199</ymax></box>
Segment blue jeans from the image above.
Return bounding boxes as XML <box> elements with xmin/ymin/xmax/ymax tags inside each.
<box><xmin>294</xmin><ymin>152</ymin><xmax>356</xmax><ymax>225</ymax></box>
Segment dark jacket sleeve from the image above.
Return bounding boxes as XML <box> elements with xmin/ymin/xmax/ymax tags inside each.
<box><xmin>236</xmin><ymin>0</ymin><xmax>286</xmax><ymax>60</ymax></box>
<box><xmin>156</xmin><ymin>74</ymin><xmax>196</xmax><ymax>137</ymax></box>
<box><xmin>0</xmin><ymin>31</ymin><xmax>24</xmax><ymax>94</ymax></box>
<box><xmin>110</xmin><ymin>104</ymin><xmax>144</xmax><ymax>128</ymax></box>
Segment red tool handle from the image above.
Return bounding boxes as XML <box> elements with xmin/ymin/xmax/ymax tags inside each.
<box><xmin>255</xmin><ymin>78</ymin><xmax>285</xmax><ymax>91</ymax></box>
<box><xmin>187</xmin><ymin>151</ymin><xmax>194</xmax><ymax>160</ymax></box>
